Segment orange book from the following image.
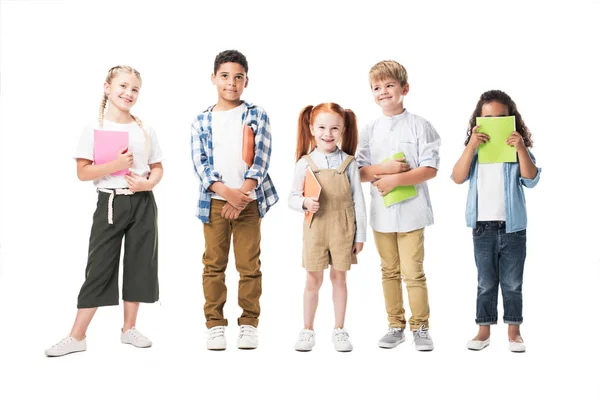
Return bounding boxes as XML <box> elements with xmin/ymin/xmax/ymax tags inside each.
<box><xmin>242</xmin><ymin>124</ymin><xmax>255</xmax><ymax>167</ymax></box>
<box><xmin>303</xmin><ymin>167</ymin><xmax>322</xmax><ymax>227</ymax></box>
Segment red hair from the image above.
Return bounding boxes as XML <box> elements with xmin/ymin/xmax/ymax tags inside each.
<box><xmin>295</xmin><ymin>103</ymin><xmax>359</xmax><ymax>161</ymax></box>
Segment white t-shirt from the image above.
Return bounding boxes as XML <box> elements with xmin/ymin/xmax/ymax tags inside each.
<box><xmin>74</xmin><ymin>119</ymin><xmax>165</xmax><ymax>189</ymax></box>
<box><xmin>211</xmin><ymin>104</ymin><xmax>256</xmax><ymax>201</ymax></box>
<box><xmin>477</xmin><ymin>163</ymin><xmax>506</xmax><ymax>221</ymax></box>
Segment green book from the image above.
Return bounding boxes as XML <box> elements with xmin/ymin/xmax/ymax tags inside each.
<box><xmin>381</xmin><ymin>152</ymin><xmax>417</xmax><ymax>207</ymax></box>
<box><xmin>476</xmin><ymin>116</ymin><xmax>517</xmax><ymax>163</ymax></box>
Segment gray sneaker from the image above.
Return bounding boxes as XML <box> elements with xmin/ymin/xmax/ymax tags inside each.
<box><xmin>378</xmin><ymin>328</ymin><xmax>405</xmax><ymax>348</ymax></box>
<box><xmin>413</xmin><ymin>325</ymin><xmax>434</xmax><ymax>351</ymax></box>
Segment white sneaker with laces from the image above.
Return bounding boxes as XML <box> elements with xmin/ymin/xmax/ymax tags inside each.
<box><xmin>332</xmin><ymin>328</ymin><xmax>353</xmax><ymax>352</ymax></box>
<box><xmin>207</xmin><ymin>326</ymin><xmax>227</xmax><ymax>350</ymax></box>
<box><xmin>294</xmin><ymin>329</ymin><xmax>316</xmax><ymax>352</ymax></box>
<box><xmin>413</xmin><ymin>324</ymin><xmax>434</xmax><ymax>351</ymax></box>
<box><xmin>237</xmin><ymin>325</ymin><xmax>258</xmax><ymax>349</ymax></box>
<box><xmin>121</xmin><ymin>326</ymin><xmax>152</xmax><ymax>348</ymax></box>
<box><xmin>45</xmin><ymin>336</ymin><xmax>87</xmax><ymax>357</ymax></box>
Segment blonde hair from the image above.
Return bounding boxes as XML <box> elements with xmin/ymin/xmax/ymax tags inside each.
<box><xmin>99</xmin><ymin>65</ymin><xmax>149</xmax><ymax>152</ymax></box>
<box><xmin>369</xmin><ymin>60</ymin><xmax>408</xmax><ymax>87</ymax></box>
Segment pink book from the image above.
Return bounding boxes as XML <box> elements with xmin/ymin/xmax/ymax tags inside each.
<box><xmin>93</xmin><ymin>129</ymin><xmax>129</xmax><ymax>176</ymax></box>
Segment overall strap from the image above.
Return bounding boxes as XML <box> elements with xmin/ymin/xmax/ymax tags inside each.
<box><xmin>336</xmin><ymin>155</ymin><xmax>354</xmax><ymax>174</ymax></box>
<box><xmin>302</xmin><ymin>155</ymin><xmax>320</xmax><ymax>173</ymax></box>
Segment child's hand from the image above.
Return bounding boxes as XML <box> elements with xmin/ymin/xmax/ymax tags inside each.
<box><xmin>221</xmin><ymin>202</ymin><xmax>241</xmax><ymax>220</ymax></box>
<box><xmin>303</xmin><ymin>197</ymin><xmax>320</xmax><ymax>213</ymax></box>
<box><xmin>125</xmin><ymin>173</ymin><xmax>153</xmax><ymax>193</ymax></box>
<box><xmin>225</xmin><ymin>188</ymin><xmax>252</xmax><ymax>210</ymax></box>
<box><xmin>381</xmin><ymin>159</ymin><xmax>410</xmax><ymax>174</ymax></box>
<box><xmin>352</xmin><ymin>242</ymin><xmax>364</xmax><ymax>255</ymax></box>
<box><xmin>468</xmin><ymin>126</ymin><xmax>490</xmax><ymax>150</ymax></box>
<box><xmin>372</xmin><ymin>175</ymin><xmax>397</xmax><ymax>196</ymax></box>
<box><xmin>506</xmin><ymin>131</ymin><xmax>525</xmax><ymax>151</ymax></box>
<box><xmin>114</xmin><ymin>147</ymin><xmax>134</xmax><ymax>170</ymax></box>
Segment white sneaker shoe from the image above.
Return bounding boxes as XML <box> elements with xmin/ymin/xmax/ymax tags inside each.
<box><xmin>332</xmin><ymin>328</ymin><xmax>353</xmax><ymax>352</ymax></box>
<box><xmin>294</xmin><ymin>329</ymin><xmax>316</xmax><ymax>352</ymax></box>
<box><xmin>237</xmin><ymin>325</ymin><xmax>258</xmax><ymax>349</ymax></box>
<box><xmin>45</xmin><ymin>336</ymin><xmax>87</xmax><ymax>357</ymax></box>
<box><xmin>207</xmin><ymin>326</ymin><xmax>227</xmax><ymax>350</ymax></box>
<box><xmin>121</xmin><ymin>326</ymin><xmax>152</xmax><ymax>348</ymax></box>
<box><xmin>467</xmin><ymin>337</ymin><xmax>490</xmax><ymax>351</ymax></box>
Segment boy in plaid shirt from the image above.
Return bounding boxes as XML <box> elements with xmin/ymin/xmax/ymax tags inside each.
<box><xmin>191</xmin><ymin>50</ymin><xmax>278</xmax><ymax>350</ymax></box>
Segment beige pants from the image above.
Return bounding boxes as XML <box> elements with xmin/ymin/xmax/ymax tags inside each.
<box><xmin>373</xmin><ymin>228</ymin><xmax>430</xmax><ymax>331</ymax></box>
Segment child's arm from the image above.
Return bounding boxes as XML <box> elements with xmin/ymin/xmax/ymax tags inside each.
<box><xmin>359</xmin><ymin>160</ymin><xmax>411</xmax><ymax>182</ymax></box>
<box><xmin>76</xmin><ymin>148</ymin><xmax>132</xmax><ymax>181</ymax></box>
<box><xmin>452</xmin><ymin>126</ymin><xmax>489</xmax><ymax>184</ymax></box>
<box><xmin>125</xmin><ymin>162</ymin><xmax>164</xmax><ymax>192</ymax></box>
<box><xmin>288</xmin><ymin>158</ymin><xmax>315</xmax><ymax>213</ymax></box>
<box><xmin>243</xmin><ymin>109</ymin><xmax>272</xmax><ymax>187</ymax></box>
<box><xmin>373</xmin><ymin>167</ymin><xmax>437</xmax><ymax>195</ymax></box>
<box><xmin>508</xmin><ymin>132</ymin><xmax>539</xmax><ymax>181</ymax></box>
<box><xmin>348</xmin><ymin>159</ymin><xmax>367</xmax><ymax>245</ymax></box>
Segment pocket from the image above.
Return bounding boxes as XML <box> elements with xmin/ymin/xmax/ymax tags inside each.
<box><xmin>472</xmin><ymin>223</ymin><xmax>486</xmax><ymax>237</ymax></box>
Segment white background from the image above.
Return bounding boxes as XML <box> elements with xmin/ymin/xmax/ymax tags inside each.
<box><xmin>1</xmin><ymin>0</ymin><xmax>599</xmax><ymax>399</ymax></box>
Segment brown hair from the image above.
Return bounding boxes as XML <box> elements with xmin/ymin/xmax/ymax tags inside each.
<box><xmin>295</xmin><ymin>103</ymin><xmax>359</xmax><ymax>162</ymax></box>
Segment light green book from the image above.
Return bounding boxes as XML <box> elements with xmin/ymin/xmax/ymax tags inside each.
<box><xmin>381</xmin><ymin>152</ymin><xmax>417</xmax><ymax>207</ymax></box>
<box><xmin>476</xmin><ymin>116</ymin><xmax>517</xmax><ymax>163</ymax></box>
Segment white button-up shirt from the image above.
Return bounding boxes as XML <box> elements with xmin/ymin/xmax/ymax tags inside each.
<box><xmin>355</xmin><ymin>109</ymin><xmax>441</xmax><ymax>233</ymax></box>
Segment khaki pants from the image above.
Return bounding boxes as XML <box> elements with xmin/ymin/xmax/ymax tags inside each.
<box><xmin>373</xmin><ymin>228</ymin><xmax>429</xmax><ymax>331</ymax></box>
<box><xmin>202</xmin><ymin>200</ymin><xmax>262</xmax><ymax>328</ymax></box>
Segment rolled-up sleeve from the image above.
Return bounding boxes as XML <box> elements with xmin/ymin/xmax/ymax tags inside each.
<box><xmin>520</xmin><ymin>150</ymin><xmax>541</xmax><ymax>188</ymax></box>
<box><xmin>417</xmin><ymin>121</ymin><xmax>441</xmax><ymax>170</ymax></box>
<box><xmin>191</xmin><ymin>123</ymin><xmax>222</xmax><ymax>191</ymax></box>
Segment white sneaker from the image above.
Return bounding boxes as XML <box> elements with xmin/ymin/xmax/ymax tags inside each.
<box><xmin>237</xmin><ymin>325</ymin><xmax>258</xmax><ymax>349</ymax></box>
<box><xmin>121</xmin><ymin>326</ymin><xmax>152</xmax><ymax>348</ymax></box>
<box><xmin>207</xmin><ymin>326</ymin><xmax>227</xmax><ymax>350</ymax></box>
<box><xmin>332</xmin><ymin>328</ymin><xmax>353</xmax><ymax>352</ymax></box>
<box><xmin>294</xmin><ymin>329</ymin><xmax>316</xmax><ymax>352</ymax></box>
<box><xmin>467</xmin><ymin>337</ymin><xmax>490</xmax><ymax>351</ymax></box>
<box><xmin>45</xmin><ymin>336</ymin><xmax>86</xmax><ymax>357</ymax></box>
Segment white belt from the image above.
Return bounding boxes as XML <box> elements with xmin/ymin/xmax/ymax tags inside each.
<box><xmin>97</xmin><ymin>188</ymin><xmax>135</xmax><ymax>224</ymax></box>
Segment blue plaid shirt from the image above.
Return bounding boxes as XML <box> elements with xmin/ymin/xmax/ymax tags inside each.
<box><xmin>191</xmin><ymin>101</ymin><xmax>279</xmax><ymax>223</ymax></box>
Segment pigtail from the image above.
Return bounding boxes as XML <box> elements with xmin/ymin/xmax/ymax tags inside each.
<box><xmin>98</xmin><ymin>94</ymin><xmax>108</xmax><ymax>128</ymax></box>
<box><xmin>131</xmin><ymin>114</ymin><xmax>150</xmax><ymax>154</ymax></box>
<box><xmin>341</xmin><ymin>108</ymin><xmax>359</xmax><ymax>156</ymax></box>
<box><xmin>296</xmin><ymin>105</ymin><xmax>316</xmax><ymax>161</ymax></box>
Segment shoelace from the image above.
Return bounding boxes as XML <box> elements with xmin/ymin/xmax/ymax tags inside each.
<box><xmin>386</xmin><ymin>328</ymin><xmax>403</xmax><ymax>335</ymax></box>
<box><xmin>209</xmin><ymin>326</ymin><xmax>226</xmax><ymax>339</ymax></box>
<box><xmin>333</xmin><ymin>330</ymin><xmax>349</xmax><ymax>342</ymax></box>
<box><xmin>299</xmin><ymin>331</ymin><xmax>313</xmax><ymax>342</ymax></box>
<box><xmin>414</xmin><ymin>325</ymin><xmax>430</xmax><ymax>339</ymax></box>
<box><xmin>239</xmin><ymin>326</ymin><xmax>256</xmax><ymax>338</ymax></box>
<box><xmin>53</xmin><ymin>337</ymin><xmax>73</xmax><ymax>349</ymax></box>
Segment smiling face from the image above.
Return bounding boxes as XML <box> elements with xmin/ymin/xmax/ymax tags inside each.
<box><xmin>310</xmin><ymin>111</ymin><xmax>344</xmax><ymax>154</ymax></box>
<box><xmin>370</xmin><ymin>78</ymin><xmax>409</xmax><ymax>116</ymax></box>
<box><xmin>211</xmin><ymin>62</ymin><xmax>248</xmax><ymax>109</ymax></box>
<box><xmin>104</xmin><ymin>72</ymin><xmax>140</xmax><ymax>113</ymax></box>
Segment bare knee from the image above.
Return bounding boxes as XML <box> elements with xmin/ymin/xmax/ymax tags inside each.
<box><xmin>330</xmin><ymin>269</ymin><xmax>347</xmax><ymax>287</ymax></box>
<box><xmin>306</xmin><ymin>271</ymin><xmax>324</xmax><ymax>292</ymax></box>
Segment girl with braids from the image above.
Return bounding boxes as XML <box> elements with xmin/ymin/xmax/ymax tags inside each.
<box><xmin>45</xmin><ymin>66</ymin><xmax>164</xmax><ymax>357</ymax></box>
<box><xmin>288</xmin><ymin>103</ymin><xmax>367</xmax><ymax>352</ymax></box>
<box><xmin>451</xmin><ymin>90</ymin><xmax>541</xmax><ymax>353</ymax></box>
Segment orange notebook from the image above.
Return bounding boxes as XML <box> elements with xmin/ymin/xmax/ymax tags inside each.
<box><xmin>242</xmin><ymin>124</ymin><xmax>255</xmax><ymax>167</ymax></box>
<box><xmin>303</xmin><ymin>167</ymin><xmax>322</xmax><ymax>227</ymax></box>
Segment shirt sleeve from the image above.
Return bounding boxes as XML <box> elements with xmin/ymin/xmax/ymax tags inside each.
<box><xmin>191</xmin><ymin>121</ymin><xmax>222</xmax><ymax>191</ymax></box>
<box><xmin>347</xmin><ymin>158</ymin><xmax>367</xmax><ymax>243</ymax></box>
<box><xmin>243</xmin><ymin>108</ymin><xmax>272</xmax><ymax>186</ymax></box>
<box><xmin>148</xmin><ymin>126</ymin><xmax>165</xmax><ymax>164</ymax></box>
<box><xmin>520</xmin><ymin>150</ymin><xmax>541</xmax><ymax>188</ymax></box>
<box><xmin>288</xmin><ymin>158</ymin><xmax>308</xmax><ymax>213</ymax></box>
<box><xmin>355</xmin><ymin>123</ymin><xmax>372</xmax><ymax>168</ymax></box>
<box><xmin>417</xmin><ymin>120</ymin><xmax>441</xmax><ymax>170</ymax></box>
<box><xmin>74</xmin><ymin>123</ymin><xmax>94</xmax><ymax>161</ymax></box>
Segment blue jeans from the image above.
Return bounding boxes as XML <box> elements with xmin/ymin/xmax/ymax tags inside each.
<box><xmin>472</xmin><ymin>221</ymin><xmax>526</xmax><ymax>325</ymax></box>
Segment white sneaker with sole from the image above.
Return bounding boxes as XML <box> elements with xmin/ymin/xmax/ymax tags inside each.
<box><xmin>45</xmin><ymin>336</ymin><xmax>87</xmax><ymax>357</ymax></box>
<box><xmin>121</xmin><ymin>326</ymin><xmax>152</xmax><ymax>348</ymax></box>
<box><xmin>237</xmin><ymin>325</ymin><xmax>258</xmax><ymax>349</ymax></box>
<box><xmin>294</xmin><ymin>329</ymin><xmax>316</xmax><ymax>352</ymax></box>
<box><xmin>509</xmin><ymin>339</ymin><xmax>526</xmax><ymax>353</ymax></box>
<box><xmin>207</xmin><ymin>326</ymin><xmax>227</xmax><ymax>350</ymax></box>
<box><xmin>467</xmin><ymin>338</ymin><xmax>490</xmax><ymax>351</ymax></box>
<box><xmin>332</xmin><ymin>328</ymin><xmax>353</xmax><ymax>352</ymax></box>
